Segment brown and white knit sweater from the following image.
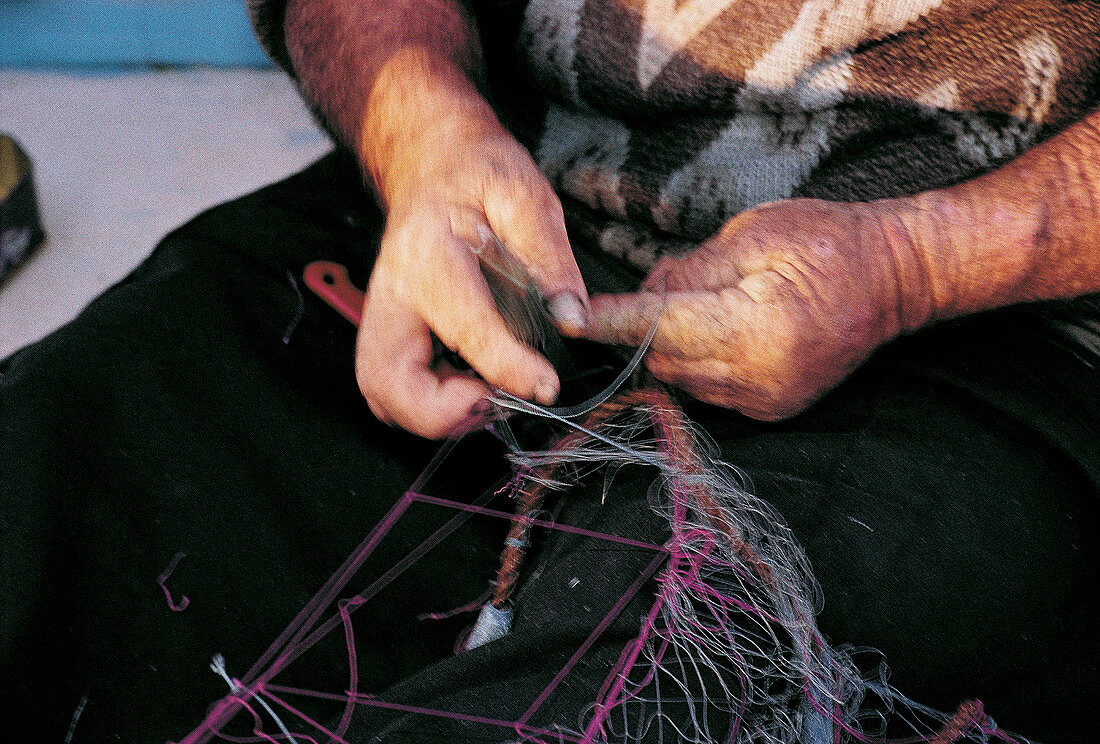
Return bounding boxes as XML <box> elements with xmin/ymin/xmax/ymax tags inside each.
<box><xmin>250</xmin><ymin>0</ymin><xmax>1100</xmax><ymax>342</ymax></box>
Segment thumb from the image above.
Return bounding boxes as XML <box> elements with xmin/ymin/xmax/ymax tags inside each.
<box><xmin>583</xmin><ymin>291</ymin><xmax>666</xmax><ymax>347</ymax></box>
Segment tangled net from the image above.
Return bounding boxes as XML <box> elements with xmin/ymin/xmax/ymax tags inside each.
<box><xmin>488</xmin><ymin>387</ymin><xmax>1024</xmax><ymax>744</ymax></box>
<box><xmin>173</xmin><ymin>386</ymin><xmax>1026</xmax><ymax>744</ymax></box>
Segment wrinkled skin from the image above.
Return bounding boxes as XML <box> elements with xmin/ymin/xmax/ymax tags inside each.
<box><xmin>581</xmin><ymin>199</ymin><xmax>923</xmax><ymax>421</ymax></box>
<box><xmin>356</xmin><ymin>110</ymin><xmax>589</xmax><ymax>439</ymax></box>
<box><xmin>283</xmin><ymin>0</ymin><xmax>1100</xmax><ymax>438</ymax></box>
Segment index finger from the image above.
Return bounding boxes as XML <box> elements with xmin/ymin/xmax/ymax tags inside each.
<box><xmin>482</xmin><ymin>182</ymin><xmax>589</xmax><ymax>333</ymax></box>
<box><xmin>356</xmin><ymin>299</ymin><xmax>494</xmax><ymax>439</ymax></box>
<box><xmin>423</xmin><ymin>238</ymin><xmax>561</xmax><ymax>406</ymax></box>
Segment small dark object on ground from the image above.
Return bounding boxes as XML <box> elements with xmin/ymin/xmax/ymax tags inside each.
<box><xmin>0</xmin><ymin>134</ymin><xmax>45</xmax><ymax>282</ymax></box>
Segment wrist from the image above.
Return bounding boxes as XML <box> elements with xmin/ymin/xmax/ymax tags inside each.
<box><xmin>359</xmin><ymin>47</ymin><xmax>503</xmax><ymax>207</ymax></box>
<box><xmin>869</xmin><ymin>196</ymin><xmax>944</xmax><ymax>333</ymax></box>
<box><xmin>876</xmin><ymin>181</ymin><xmax>1046</xmax><ymax>330</ymax></box>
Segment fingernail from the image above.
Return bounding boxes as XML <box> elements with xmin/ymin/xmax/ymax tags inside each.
<box><xmin>547</xmin><ymin>292</ymin><xmax>587</xmax><ymax>332</ymax></box>
<box><xmin>534</xmin><ymin>378</ymin><xmax>559</xmax><ymax>406</ymax></box>
<box><xmin>474</xmin><ymin>224</ymin><xmax>499</xmax><ymax>254</ymax></box>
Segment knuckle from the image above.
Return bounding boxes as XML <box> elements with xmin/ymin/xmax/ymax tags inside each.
<box><xmin>526</xmin><ymin>178</ymin><xmax>562</xmax><ymax>213</ymax></box>
<box><xmin>645</xmin><ymin>355</ymin><xmax>677</xmax><ymax>385</ymax></box>
<box><xmin>649</xmin><ymin>254</ymin><xmax>680</xmax><ymax>276</ymax></box>
<box><xmin>752</xmin><ymin>374</ymin><xmax>812</xmax><ymax>420</ymax></box>
<box><xmin>502</xmin><ymin>179</ymin><xmax>549</xmax><ymax>219</ymax></box>
<box><xmin>356</xmin><ymin>358</ymin><xmax>391</xmax><ymax>417</ymax></box>
<box><xmin>479</xmin><ymin>349</ymin><xmax>526</xmax><ymax>390</ymax></box>
<box><xmin>355</xmin><ymin>342</ymin><xmax>402</xmax><ymax>414</ymax></box>
<box><xmin>483</xmin><ymin>158</ymin><xmax>511</xmax><ymax>190</ymax></box>
<box><xmin>355</xmin><ymin>348</ymin><xmax>378</xmax><ymax>394</ymax></box>
<box><xmin>448</xmin><ymin>311</ymin><xmax>489</xmax><ymax>354</ymax></box>
<box><xmin>455</xmin><ymin>334</ymin><xmax>515</xmax><ymax>387</ymax></box>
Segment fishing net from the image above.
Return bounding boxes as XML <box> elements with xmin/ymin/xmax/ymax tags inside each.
<box><xmin>171</xmin><ymin>385</ymin><xmax>1025</xmax><ymax>744</ymax></box>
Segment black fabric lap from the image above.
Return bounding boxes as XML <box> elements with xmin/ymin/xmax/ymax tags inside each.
<box><xmin>1</xmin><ymin>153</ymin><xmax>1096</xmax><ymax>743</ymax></box>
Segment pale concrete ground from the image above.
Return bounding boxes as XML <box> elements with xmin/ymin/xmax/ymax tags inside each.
<box><xmin>0</xmin><ymin>68</ymin><xmax>332</xmax><ymax>358</ymax></box>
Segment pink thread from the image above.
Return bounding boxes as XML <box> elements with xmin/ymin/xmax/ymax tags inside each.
<box><xmin>582</xmin><ymin>553</ymin><xmax>676</xmax><ymax>743</ymax></box>
<box><xmin>172</xmin><ymin>488</ymin><xmax>667</xmax><ymax>744</ymax></box>
<box><xmin>518</xmin><ymin>550</ymin><xmax>669</xmax><ymax>734</ymax></box>
<box><xmin>260</xmin><ymin>689</ymin><xmax>353</xmax><ymax>744</ymax></box>
<box><xmin>208</xmin><ymin>687</ymin><xmax>319</xmax><ymax>744</ymax></box>
<box><xmin>416</xmin><ymin>589</ymin><xmax>494</xmax><ymax>621</ymax></box>
<box><xmin>409</xmin><ymin>492</ymin><xmax>663</xmax><ymax>552</ymax></box>
<box><xmin>171</xmin><ymin>433</ymin><xmax>1020</xmax><ymax>744</ymax></box>
<box><xmin>270</xmin><ymin>489</ymin><xmax>500</xmax><ymax>676</ymax></box>
<box><xmin>171</xmin><ymin>475</ymin><xmax>668</xmax><ymax>744</ymax></box>
<box><xmin>158</xmin><ymin>551</ymin><xmax>190</xmax><ymax>612</ymax></box>
<box><xmin>264</xmin><ymin>685</ymin><xmax>585</xmax><ymax>743</ymax></box>
<box><xmin>172</xmin><ymin>492</ymin><xmax>419</xmax><ymax>744</ymax></box>
<box><xmin>333</xmin><ymin>598</ymin><xmax>360</xmax><ymax>742</ymax></box>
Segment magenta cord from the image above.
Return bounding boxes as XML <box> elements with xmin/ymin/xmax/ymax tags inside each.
<box><xmin>581</xmin><ymin>473</ymin><xmax>691</xmax><ymax>742</ymax></box>
<box><xmin>582</xmin><ymin>554</ymin><xmax>675</xmax><ymax>744</ymax></box>
<box><xmin>410</xmin><ymin>492</ymin><xmax>664</xmax><ymax>552</ymax></box>
<box><xmin>173</xmin><ymin>491</ymin><xmax>419</xmax><ymax>744</ymax></box>
<box><xmin>252</xmin><ymin>492</ymin><xmax>417</xmax><ymax>674</ymax></box>
<box><xmin>333</xmin><ymin>599</ymin><xmax>360</xmax><ymax>742</ymax></box>
<box><xmin>158</xmin><ymin>551</ymin><xmax>191</xmax><ymax>612</ymax></box>
<box><xmin>246</xmin><ymin>492</ymin><xmax>415</xmax><ymax>677</ymax></box>
<box><xmin>518</xmin><ymin>550</ymin><xmax>670</xmax><ymax>730</ymax></box>
<box><xmin>279</xmin><ymin>488</ymin><xmax>496</xmax><ymax>673</ymax></box>
<box><xmin>173</xmin><ymin>418</ymin><xmax>1012</xmax><ymax>744</ymax></box>
<box><xmin>173</xmin><ymin>452</ymin><xmax>668</xmax><ymax>744</ymax></box>
<box><xmin>264</xmin><ymin>684</ymin><xmax>587</xmax><ymax>743</ymax></box>
<box><xmin>417</xmin><ymin>589</ymin><xmax>494</xmax><ymax>621</ymax></box>
<box><xmin>260</xmin><ymin>689</ymin><xmax>353</xmax><ymax>744</ymax></box>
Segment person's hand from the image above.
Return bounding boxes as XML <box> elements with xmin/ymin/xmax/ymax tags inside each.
<box><xmin>356</xmin><ymin>104</ymin><xmax>588</xmax><ymax>439</ymax></box>
<box><xmin>579</xmin><ymin>199</ymin><xmax>931</xmax><ymax>420</ymax></box>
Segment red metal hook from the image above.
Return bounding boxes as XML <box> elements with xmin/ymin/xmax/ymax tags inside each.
<box><xmin>303</xmin><ymin>260</ymin><xmax>364</xmax><ymax>326</ymax></box>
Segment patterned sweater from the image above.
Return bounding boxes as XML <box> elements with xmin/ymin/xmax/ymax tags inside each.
<box><xmin>250</xmin><ymin>0</ymin><xmax>1100</xmax><ymax>348</ymax></box>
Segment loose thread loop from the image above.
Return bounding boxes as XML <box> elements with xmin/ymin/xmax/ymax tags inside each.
<box><xmin>210</xmin><ymin>654</ymin><xmax>300</xmax><ymax>744</ymax></box>
<box><xmin>489</xmin><ymin>293</ymin><xmax>664</xmax><ymax>426</ymax></box>
<box><xmin>158</xmin><ymin>551</ymin><xmax>191</xmax><ymax>612</ymax></box>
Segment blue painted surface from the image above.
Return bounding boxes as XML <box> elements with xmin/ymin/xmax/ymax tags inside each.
<box><xmin>0</xmin><ymin>1</ymin><xmax>273</xmax><ymax>67</ymax></box>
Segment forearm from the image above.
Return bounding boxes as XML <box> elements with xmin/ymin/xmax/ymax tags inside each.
<box><xmin>886</xmin><ymin>109</ymin><xmax>1100</xmax><ymax>328</ymax></box>
<box><xmin>284</xmin><ymin>0</ymin><xmax>499</xmax><ymax>204</ymax></box>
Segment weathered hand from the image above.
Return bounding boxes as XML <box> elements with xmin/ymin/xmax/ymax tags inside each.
<box><xmin>356</xmin><ymin>113</ymin><xmax>588</xmax><ymax>439</ymax></box>
<box><xmin>580</xmin><ymin>199</ymin><xmax>925</xmax><ymax>420</ymax></box>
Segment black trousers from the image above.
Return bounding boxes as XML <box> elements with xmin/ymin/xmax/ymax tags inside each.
<box><xmin>2</xmin><ymin>153</ymin><xmax>1097</xmax><ymax>743</ymax></box>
